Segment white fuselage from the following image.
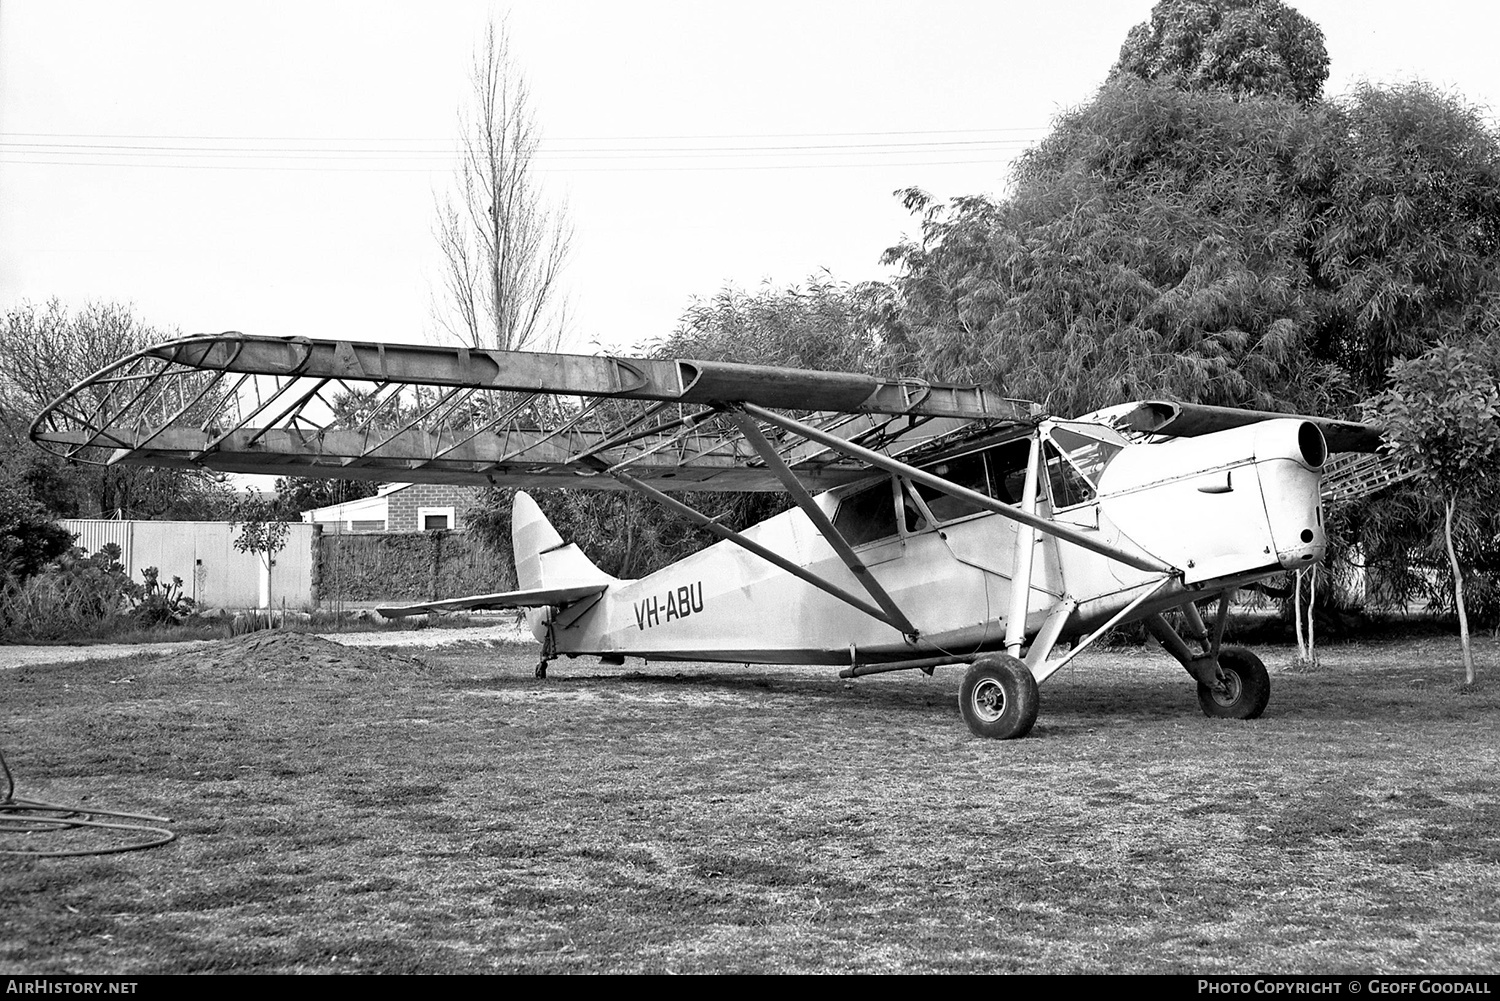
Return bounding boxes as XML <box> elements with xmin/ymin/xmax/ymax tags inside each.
<box><xmin>541</xmin><ymin>418</ymin><xmax>1327</xmax><ymax>665</ymax></box>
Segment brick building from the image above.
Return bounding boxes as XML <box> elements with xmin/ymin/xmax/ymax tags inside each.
<box><xmin>302</xmin><ymin>483</ymin><xmax>483</xmax><ymax>533</ymax></box>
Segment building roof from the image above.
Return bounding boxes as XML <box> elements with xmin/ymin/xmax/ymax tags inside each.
<box><xmin>301</xmin><ymin>489</ymin><xmax>395</xmax><ymax>525</ymax></box>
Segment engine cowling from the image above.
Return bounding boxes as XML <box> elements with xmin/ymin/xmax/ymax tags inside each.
<box><xmin>1095</xmin><ymin>419</ymin><xmax>1326</xmax><ymax>584</ymax></box>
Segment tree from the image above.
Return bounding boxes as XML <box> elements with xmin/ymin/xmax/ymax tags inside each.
<box><xmin>655</xmin><ymin>274</ymin><xmax>896</xmax><ymax>372</ymax></box>
<box><xmin>0</xmin><ymin>474</ymin><xmax>73</xmax><ymax>582</ymax></box>
<box><xmin>883</xmin><ymin>83</ymin><xmax>1332</xmax><ymax>416</ymax></box>
<box><xmin>0</xmin><ymin>300</ymin><xmax>233</xmax><ymax>519</ymax></box>
<box><xmin>1112</xmin><ymin>0</ymin><xmax>1329</xmax><ymax>103</ymax></box>
<box><xmin>232</xmin><ymin>489</ymin><xmax>291</xmax><ymax>612</ymax></box>
<box><xmin>274</xmin><ymin>476</ymin><xmax>379</xmax><ymax>515</ymax></box>
<box><xmin>882</xmin><ymin>75</ymin><xmax>1500</xmax><ymax>416</ymax></box>
<box><xmin>1307</xmin><ymin>83</ymin><xmax>1500</xmax><ymax>394</ymax></box>
<box><xmin>434</xmin><ymin>20</ymin><xmax>571</xmax><ymax>351</ymax></box>
<box><xmin>1362</xmin><ymin>346</ymin><xmax>1500</xmax><ymax>685</ymax></box>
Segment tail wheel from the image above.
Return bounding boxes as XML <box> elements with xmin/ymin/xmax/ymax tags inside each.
<box><xmin>1197</xmin><ymin>647</ymin><xmax>1270</xmax><ymax>720</ymax></box>
<box><xmin>959</xmin><ymin>655</ymin><xmax>1040</xmax><ymax>739</ymax></box>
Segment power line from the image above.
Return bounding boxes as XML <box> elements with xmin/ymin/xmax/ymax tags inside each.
<box><xmin>0</xmin><ymin>135</ymin><xmax>1042</xmax><ymax>169</ymax></box>
<box><xmin>0</xmin><ymin>126</ymin><xmax>1048</xmax><ymax>143</ymax></box>
<box><xmin>0</xmin><ymin>156</ymin><xmax>1021</xmax><ymax>174</ymax></box>
<box><xmin>0</xmin><ymin>128</ymin><xmax>1038</xmax><ymax>173</ymax></box>
<box><xmin>0</xmin><ymin>138</ymin><xmax>1035</xmax><ymax>156</ymax></box>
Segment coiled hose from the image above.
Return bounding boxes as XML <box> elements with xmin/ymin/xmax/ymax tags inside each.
<box><xmin>0</xmin><ymin>745</ymin><xmax>176</xmax><ymax>857</ymax></box>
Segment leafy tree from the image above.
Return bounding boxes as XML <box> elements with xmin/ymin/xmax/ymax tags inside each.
<box><xmin>274</xmin><ymin>476</ymin><xmax>379</xmax><ymax>514</ymax></box>
<box><xmin>233</xmin><ymin>489</ymin><xmax>291</xmax><ymax>610</ymax></box>
<box><xmin>883</xmin><ymin>76</ymin><xmax>1500</xmax><ymax>420</ymax></box>
<box><xmin>0</xmin><ymin>474</ymin><xmax>74</xmax><ymax>582</ymax></box>
<box><xmin>1362</xmin><ymin>346</ymin><xmax>1500</xmax><ymax>684</ymax></box>
<box><xmin>884</xmin><ymin>82</ymin><xmax>1333</xmax><ymax>416</ymax></box>
<box><xmin>1306</xmin><ymin>83</ymin><xmax>1500</xmax><ymax>393</ymax></box>
<box><xmin>1302</xmin><ymin>85</ymin><xmax>1500</xmax><ymax>628</ymax></box>
<box><xmin>1112</xmin><ymin>0</ymin><xmax>1329</xmax><ymax>103</ymax></box>
<box><xmin>655</xmin><ymin>275</ymin><xmax>896</xmax><ymax>373</ymax></box>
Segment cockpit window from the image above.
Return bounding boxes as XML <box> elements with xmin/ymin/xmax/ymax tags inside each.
<box><xmin>914</xmin><ymin>438</ymin><xmax>1033</xmax><ymax>523</ymax></box>
<box><xmin>990</xmin><ymin>440</ymin><xmax>1032</xmax><ymax>503</ymax></box>
<box><xmin>833</xmin><ymin>480</ymin><xmax>898</xmax><ymax>546</ymax></box>
<box><xmin>1044</xmin><ymin>440</ymin><xmax>1094</xmax><ymax>508</ymax></box>
<box><xmin>916</xmin><ymin>451</ymin><xmax>990</xmax><ymax>522</ymax></box>
<box><xmin>1044</xmin><ymin>425</ymin><xmax>1124</xmax><ymax>509</ymax></box>
<box><xmin>1050</xmin><ymin>426</ymin><xmax>1122</xmax><ymax>483</ymax></box>
<box><xmin>1049</xmin><ymin>426</ymin><xmax>1123</xmax><ymax>485</ymax></box>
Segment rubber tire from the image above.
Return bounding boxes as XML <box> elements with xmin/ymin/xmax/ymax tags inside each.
<box><xmin>1197</xmin><ymin>647</ymin><xmax>1270</xmax><ymax>720</ymax></box>
<box><xmin>959</xmin><ymin>655</ymin><xmax>1040</xmax><ymax>739</ymax></box>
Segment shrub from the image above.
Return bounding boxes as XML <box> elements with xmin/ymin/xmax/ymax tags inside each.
<box><xmin>0</xmin><ymin>544</ymin><xmax>142</xmax><ymax>640</ymax></box>
<box><xmin>130</xmin><ymin>566</ymin><xmax>196</xmax><ymax>626</ymax></box>
<box><xmin>0</xmin><ymin>477</ymin><xmax>74</xmax><ymax>582</ymax></box>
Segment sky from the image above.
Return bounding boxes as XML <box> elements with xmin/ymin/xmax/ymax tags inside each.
<box><xmin>4</xmin><ymin>1</ymin><xmax>1500</xmax><ymax>358</ymax></box>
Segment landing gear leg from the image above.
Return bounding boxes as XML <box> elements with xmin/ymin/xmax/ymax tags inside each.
<box><xmin>535</xmin><ymin>623</ymin><xmax>556</xmax><ymax>679</ymax></box>
<box><xmin>1145</xmin><ymin>592</ymin><xmax>1271</xmax><ymax>720</ymax></box>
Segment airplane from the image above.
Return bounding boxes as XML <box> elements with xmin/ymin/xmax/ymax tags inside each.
<box><xmin>30</xmin><ymin>332</ymin><xmax>1392</xmax><ymax>739</ymax></box>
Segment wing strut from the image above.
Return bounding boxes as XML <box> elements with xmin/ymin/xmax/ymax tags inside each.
<box><xmin>730</xmin><ymin>411</ymin><xmax>919</xmax><ymax>642</ymax></box>
<box><xmin>743</xmin><ymin>403</ymin><xmax>1174</xmax><ymax>574</ymax></box>
<box><xmin>1004</xmin><ymin>434</ymin><xmax>1042</xmax><ymax>657</ymax></box>
<box><xmin>611</xmin><ymin>471</ymin><xmax>914</xmax><ymax>636</ymax></box>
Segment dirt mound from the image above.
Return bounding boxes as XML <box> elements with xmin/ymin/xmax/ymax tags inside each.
<box><xmin>145</xmin><ymin>630</ymin><xmax>426</xmax><ymax>682</ymax></box>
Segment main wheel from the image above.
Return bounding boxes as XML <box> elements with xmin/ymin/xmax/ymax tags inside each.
<box><xmin>1197</xmin><ymin>647</ymin><xmax>1270</xmax><ymax>720</ymax></box>
<box><xmin>959</xmin><ymin>655</ymin><xmax>1040</xmax><ymax>739</ymax></box>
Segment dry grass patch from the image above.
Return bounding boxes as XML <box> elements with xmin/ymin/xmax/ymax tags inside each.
<box><xmin>2</xmin><ymin>632</ymin><xmax>1497</xmax><ymax>973</ymax></box>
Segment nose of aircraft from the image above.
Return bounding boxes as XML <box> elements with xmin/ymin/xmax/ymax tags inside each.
<box><xmin>1254</xmin><ymin>420</ymin><xmax>1327</xmax><ymax>569</ymax></box>
<box><xmin>1095</xmin><ymin>417</ymin><xmax>1329</xmax><ymax>584</ymax></box>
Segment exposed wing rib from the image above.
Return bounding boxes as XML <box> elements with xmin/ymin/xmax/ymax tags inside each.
<box><xmin>78</xmin><ymin>333</ymin><xmax>1019</xmax><ymax>417</ymax></box>
<box><xmin>30</xmin><ymin>333</ymin><xmax>1034</xmax><ymax>490</ymax></box>
<box><xmin>1320</xmin><ymin>451</ymin><xmax>1418</xmax><ymax>503</ymax></box>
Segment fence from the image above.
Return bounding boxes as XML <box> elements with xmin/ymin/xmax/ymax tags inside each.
<box><xmin>56</xmin><ymin>520</ymin><xmax>512</xmax><ymax>609</ymax></box>
<box><xmin>314</xmin><ymin>530</ymin><xmax>514</xmax><ymax>606</ymax></box>
<box><xmin>57</xmin><ymin>520</ymin><xmax>319</xmax><ymax>609</ymax></box>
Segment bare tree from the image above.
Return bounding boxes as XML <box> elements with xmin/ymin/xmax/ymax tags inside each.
<box><xmin>435</xmin><ymin>20</ymin><xmax>572</xmax><ymax>351</ymax></box>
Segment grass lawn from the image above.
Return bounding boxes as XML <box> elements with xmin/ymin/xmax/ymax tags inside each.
<box><xmin>2</xmin><ymin>632</ymin><xmax>1497</xmax><ymax>974</ymax></box>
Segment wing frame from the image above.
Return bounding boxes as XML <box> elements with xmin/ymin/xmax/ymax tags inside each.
<box><xmin>29</xmin><ymin>332</ymin><xmax>1036</xmax><ymax>493</ymax></box>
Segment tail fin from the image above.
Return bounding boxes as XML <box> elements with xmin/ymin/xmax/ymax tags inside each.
<box><xmin>512</xmin><ymin>491</ymin><xmax>617</xmax><ymax>590</ymax></box>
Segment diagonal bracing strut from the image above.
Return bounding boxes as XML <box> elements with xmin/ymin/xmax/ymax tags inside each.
<box><xmin>729</xmin><ymin>410</ymin><xmax>920</xmax><ymax>642</ymax></box>
<box><xmin>609</xmin><ymin>471</ymin><xmax>914</xmax><ymax>636</ymax></box>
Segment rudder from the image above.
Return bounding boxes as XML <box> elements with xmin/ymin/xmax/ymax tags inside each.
<box><xmin>511</xmin><ymin>491</ymin><xmax>617</xmax><ymax>590</ymax></box>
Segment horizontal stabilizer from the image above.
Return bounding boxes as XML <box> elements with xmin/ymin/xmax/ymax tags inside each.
<box><xmin>376</xmin><ymin>583</ymin><xmax>608</xmax><ymax>619</ymax></box>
